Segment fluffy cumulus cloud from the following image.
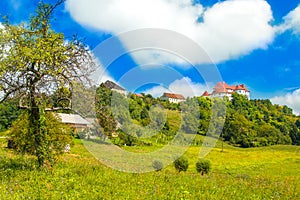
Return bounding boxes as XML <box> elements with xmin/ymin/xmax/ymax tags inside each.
<box><xmin>143</xmin><ymin>85</ymin><xmax>168</xmax><ymax>98</ymax></box>
<box><xmin>271</xmin><ymin>89</ymin><xmax>300</xmax><ymax>115</ymax></box>
<box><xmin>65</xmin><ymin>0</ymin><xmax>275</xmax><ymax>65</ymax></box>
<box><xmin>143</xmin><ymin>77</ymin><xmax>212</xmax><ymax>98</ymax></box>
<box><xmin>277</xmin><ymin>4</ymin><xmax>300</xmax><ymax>35</ymax></box>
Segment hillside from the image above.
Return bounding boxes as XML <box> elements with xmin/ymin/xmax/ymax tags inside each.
<box><xmin>95</xmin><ymin>85</ymin><xmax>300</xmax><ymax>148</ymax></box>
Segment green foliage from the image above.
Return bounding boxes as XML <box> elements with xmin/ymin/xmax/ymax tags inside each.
<box><xmin>290</xmin><ymin>125</ymin><xmax>300</xmax><ymax>145</ymax></box>
<box><xmin>221</xmin><ymin>94</ymin><xmax>299</xmax><ymax>147</ymax></box>
<box><xmin>180</xmin><ymin>97</ymin><xmax>200</xmax><ymax>134</ymax></box>
<box><xmin>196</xmin><ymin>159</ymin><xmax>211</xmax><ymax>175</ymax></box>
<box><xmin>94</xmin><ymin>83</ymin><xmax>300</xmax><ymax>148</ymax></box>
<box><xmin>76</xmin><ymin>129</ymin><xmax>89</xmax><ymax>140</ymax></box>
<box><xmin>9</xmin><ymin>112</ymin><xmax>72</xmax><ymax>166</ymax></box>
<box><xmin>174</xmin><ymin>156</ymin><xmax>189</xmax><ymax>172</ymax></box>
<box><xmin>0</xmin><ymin>1</ymin><xmax>94</xmax><ymax>166</ymax></box>
<box><xmin>113</xmin><ymin>131</ymin><xmax>137</xmax><ymax>146</ymax></box>
<box><xmin>51</xmin><ymin>86</ymin><xmax>72</xmax><ymax>112</ymax></box>
<box><xmin>95</xmin><ymin>84</ymin><xmax>117</xmax><ymax>138</ymax></box>
<box><xmin>0</xmin><ymin>99</ymin><xmax>20</xmax><ymax>132</ymax></box>
<box><xmin>152</xmin><ymin>160</ymin><xmax>163</xmax><ymax>171</ymax></box>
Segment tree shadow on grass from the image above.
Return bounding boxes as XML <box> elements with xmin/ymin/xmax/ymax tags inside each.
<box><xmin>0</xmin><ymin>156</ymin><xmax>37</xmax><ymax>171</ymax></box>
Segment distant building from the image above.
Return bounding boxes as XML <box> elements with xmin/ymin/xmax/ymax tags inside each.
<box><xmin>104</xmin><ymin>80</ymin><xmax>126</xmax><ymax>96</ymax></box>
<box><xmin>201</xmin><ymin>91</ymin><xmax>210</xmax><ymax>97</ymax></box>
<box><xmin>161</xmin><ymin>93</ymin><xmax>186</xmax><ymax>103</ymax></box>
<box><xmin>57</xmin><ymin>113</ymin><xmax>90</xmax><ymax>133</ymax></box>
<box><xmin>133</xmin><ymin>93</ymin><xmax>144</xmax><ymax>98</ymax></box>
<box><xmin>202</xmin><ymin>82</ymin><xmax>250</xmax><ymax>100</ymax></box>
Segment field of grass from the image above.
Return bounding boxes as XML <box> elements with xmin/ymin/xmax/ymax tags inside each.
<box><xmin>0</xmin><ymin>138</ymin><xmax>299</xmax><ymax>199</ymax></box>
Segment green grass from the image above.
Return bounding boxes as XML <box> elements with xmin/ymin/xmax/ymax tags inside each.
<box><xmin>0</xmin><ymin>138</ymin><xmax>299</xmax><ymax>199</ymax></box>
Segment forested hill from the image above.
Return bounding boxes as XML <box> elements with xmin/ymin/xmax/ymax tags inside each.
<box><xmin>222</xmin><ymin>93</ymin><xmax>300</xmax><ymax>147</ymax></box>
<box><xmin>197</xmin><ymin>92</ymin><xmax>300</xmax><ymax>147</ymax></box>
<box><xmin>96</xmin><ymin>84</ymin><xmax>300</xmax><ymax>148</ymax></box>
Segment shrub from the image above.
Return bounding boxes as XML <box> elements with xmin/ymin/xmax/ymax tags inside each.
<box><xmin>9</xmin><ymin>112</ymin><xmax>72</xmax><ymax>166</ymax></box>
<box><xmin>152</xmin><ymin>160</ymin><xmax>163</xmax><ymax>171</ymax></box>
<box><xmin>196</xmin><ymin>159</ymin><xmax>211</xmax><ymax>175</ymax></box>
<box><xmin>174</xmin><ymin>156</ymin><xmax>188</xmax><ymax>172</ymax></box>
<box><xmin>77</xmin><ymin>129</ymin><xmax>89</xmax><ymax>139</ymax></box>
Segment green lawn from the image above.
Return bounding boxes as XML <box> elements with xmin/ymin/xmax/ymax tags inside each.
<box><xmin>0</xmin><ymin>138</ymin><xmax>299</xmax><ymax>199</ymax></box>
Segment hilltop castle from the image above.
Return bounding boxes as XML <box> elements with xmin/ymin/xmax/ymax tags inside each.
<box><xmin>202</xmin><ymin>82</ymin><xmax>250</xmax><ymax>100</ymax></box>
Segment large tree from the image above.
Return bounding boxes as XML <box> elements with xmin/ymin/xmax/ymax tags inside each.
<box><xmin>0</xmin><ymin>0</ymin><xmax>95</xmax><ymax>166</ymax></box>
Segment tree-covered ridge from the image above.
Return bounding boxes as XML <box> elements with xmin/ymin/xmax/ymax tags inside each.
<box><xmin>222</xmin><ymin>93</ymin><xmax>300</xmax><ymax>147</ymax></box>
<box><xmin>94</xmin><ymin>84</ymin><xmax>300</xmax><ymax>147</ymax></box>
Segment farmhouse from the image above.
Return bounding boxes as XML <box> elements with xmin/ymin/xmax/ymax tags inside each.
<box><xmin>202</xmin><ymin>82</ymin><xmax>250</xmax><ymax>100</ymax></box>
<box><xmin>161</xmin><ymin>93</ymin><xmax>186</xmax><ymax>104</ymax></box>
<box><xmin>104</xmin><ymin>80</ymin><xmax>127</xmax><ymax>96</ymax></box>
<box><xmin>57</xmin><ymin>113</ymin><xmax>90</xmax><ymax>133</ymax></box>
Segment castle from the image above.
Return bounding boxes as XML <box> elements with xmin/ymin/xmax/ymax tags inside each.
<box><xmin>202</xmin><ymin>82</ymin><xmax>250</xmax><ymax>100</ymax></box>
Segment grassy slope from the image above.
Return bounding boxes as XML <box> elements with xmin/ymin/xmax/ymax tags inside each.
<box><xmin>0</xmin><ymin>138</ymin><xmax>299</xmax><ymax>199</ymax></box>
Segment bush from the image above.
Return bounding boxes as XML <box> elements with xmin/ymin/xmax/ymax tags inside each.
<box><xmin>152</xmin><ymin>160</ymin><xmax>163</xmax><ymax>171</ymax></box>
<box><xmin>196</xmin><ymin>159</ymin><xmax>211</xmax><ymax>175</ymax></box>
<box><xmin>174</xmin><ymin>156</ymin><xmax>188</xmax><ymax>172</ymax></box>
<box><xmin>9</xmin><ymin>112</ymin><xmax>72</xmax><ymax>165</ymax></box>
<box><xmin>77</xmin><ymin>129</ymin><xmax>89</xmax><ymax>139</ymax></box>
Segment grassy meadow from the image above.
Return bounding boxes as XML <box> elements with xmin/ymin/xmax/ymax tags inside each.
<box><xmin>0</xmin><ymin>138</ymin><xmax>299</xmax><ymax>199</ymax></box>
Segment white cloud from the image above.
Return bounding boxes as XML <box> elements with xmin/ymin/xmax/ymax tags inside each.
<box><xmin>143</xmin><ymin>77</ymin><xmax>212</xmax><ymax>98</ymax></box>
<box><xmin>271</xmin><ymin>89</ymin><xmax>300</xmax><ymax>115</ymax></box>
<box><xmin>276</xmin><ymin>4</ymin><xmax>300</xmax><ymax>35</ymax></box>
<box><xmin>65</xmin><ymin>0</ymin><xmax>275</xmax><ymax>65</ymax></box>
<box><xmin>90</xmin><ymin>57</ymin><xmax>115</xmax><ymax>85</ymax></box>
<box><xmin>143</xmin><ymin>85</ymin><xmax>168</xmax><ymax>98</ymax></box>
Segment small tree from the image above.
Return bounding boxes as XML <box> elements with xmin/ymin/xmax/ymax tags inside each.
<box><xmin>152</xmin><ymin>160</ymin><xmax>163</xmax><ymax>172</ymax></box>
<box><xmin>174</xmin><ymin>156</ymin><xmax>189</xmax><ymax>172</ymax></box>
<box><xmin>0</xmin><ymin>0</ymin><xmax>95</xmax><ymax>167</ymax></box>
<box><xmin>196</xmin><ymin>159</ymin><xmax>211</xmax><ymax>175</ymax></box>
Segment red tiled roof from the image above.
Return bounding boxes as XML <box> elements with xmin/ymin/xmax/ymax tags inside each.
<box><xmin>235</xmin><ymin>84</ymin><xmax>249</xmax><ymax>92</ymax></box>
<box><xmin>162</xmin><ymin>93</ymin><xmax>185</xmax><ymax>100</ymax></box>
<box><xmin>213</xmin><ymin>82</ymin><xmax>227</xmax><ymax>93</ymax></box>
<box><xmin>213</xmin><ymin>82</ymin><xmax>249</xmax><ymax>94</ymax></box>
<box><xmin>202</xmin><ymin>91</ymin><xmax>210</xmax><ymax>97</ymax></box>
<box><xmin>134</xmin><ymin>94</ymin><xmax>144</xmax><ymax>98</ymax></box>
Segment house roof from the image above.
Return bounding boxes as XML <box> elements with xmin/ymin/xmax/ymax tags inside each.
<box><xmin>85</xmin><ymin>117</ymin><xmax>97</xmax><ymax>128</ymax></box>
<box><xmin>202</xmin><ymin>91</ymin><xmax>210</xmax><ymax>97</ymax></box>
<box><xmin>134</xmin><ymin>94</ymin><xmax>144</xmax><ymax>98</ymax></box>
<box><xmin>213</xmin><ymin>82</ymin><xmax>249</xmax><ymax>94</ymax></box>
<box><xmin>57</xmin><ymin>113</ymin><xmax>90</xmax><ymax>125</ymax></box>
<box><xmin>235</xmin><ymin>84</ymin><xmax>249</xmax><ymax>92</ymax></box>
<box><xmin>162</xmin><ymin>93</ymin><xmax>185</xmax><ymax>100</ymax></box>
<box><xmin>104</xmin><ymin>80</ymin><xmax>126</xmax><ymax>91</ymax></box>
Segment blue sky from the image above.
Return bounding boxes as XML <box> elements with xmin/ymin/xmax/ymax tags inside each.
<box><xmin>1</xmin><ymin>0</ymin><xmax>300</xmax><ymax>114</ymax></box>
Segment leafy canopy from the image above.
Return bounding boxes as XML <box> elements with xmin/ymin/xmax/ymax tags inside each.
<box><xmin>0</xmin><ymin>0</ymin><xmax>95</xmax><ymax>167</ymax></box>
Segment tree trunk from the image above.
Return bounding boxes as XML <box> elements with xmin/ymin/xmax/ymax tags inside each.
<box><xmin>29</xmin><ymin>89</ymin><xmax>44</xmax><ymax>167</ymax></box>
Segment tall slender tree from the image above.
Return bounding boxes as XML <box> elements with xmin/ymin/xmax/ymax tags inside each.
<box><xmin>0</xmin><ymin>0</ymin><xmax>95</xmax><ymax>166</ymax></box>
